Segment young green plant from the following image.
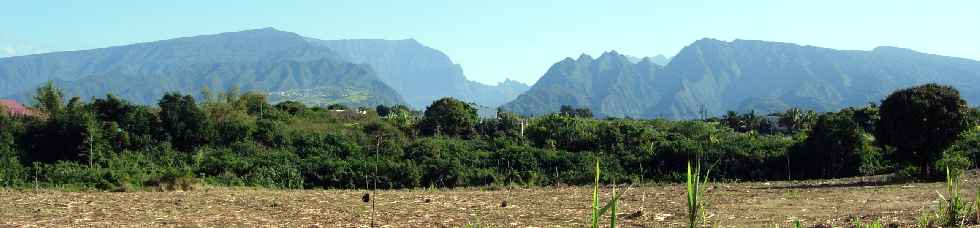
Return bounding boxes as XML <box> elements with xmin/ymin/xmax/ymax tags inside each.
<box><xmin>686</xmin><ymin>161</ymin><xmax>711</xmax><ymax>228</ymax></box>
<box><xmin>590</xmin><ymin>158</ymin><xmax>626</xmax><ymax>228</ymax></box>
<box><xmin>852</xmin><ymin>218</ymin><xmax>884</xmax><ymax>228</ymax></box>
<box><xmin>932</xmin><ymin>166</ymin><xmax>973</xmax><ymax>226</ymax></box>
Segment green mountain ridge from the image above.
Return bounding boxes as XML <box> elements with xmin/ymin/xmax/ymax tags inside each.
<box><xmin>0</xmin><ymin>28</ymin><xmax>405</xmax><ymax>107</ymax></box>
<box><xmin>26</xmin><ymin>59</ymin><xmax>404</xmax><ymax>107</ymax></box>
<box><xmin>503</xmin><ymin>51</ymin><xmax>662</xmax><ymax>117</ymax></box>
<box><xmin>505</xmin><ymin>38</ymin><xmax>980</xmax><ymax>119</ymax></box>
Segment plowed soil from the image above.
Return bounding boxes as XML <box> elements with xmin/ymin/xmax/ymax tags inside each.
<box><xmin>2</xmin><ymin>174</ymin><xmax>978</xmax><ymax>227</ymax></box>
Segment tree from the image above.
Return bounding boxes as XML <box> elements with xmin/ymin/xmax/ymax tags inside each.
<box><xmin>876</xmin><ymin>84</ymin><xmax>970</xmax><ymax>176</ymax></box>
<box><xmin>33</xmin><ymin>81</ymin><xmax>64</xmax><ymax>116</ymax></box>
<box><xmin>275</xmin><ymin>101</ymin><xmax>306</xmax><ymax>115</ymax></box>
<box><xmin>560</xmin><ymin>105</ymin><xmax>593</xmax><ymax>118</ymax></box>
<box><xmin>941</xmin><ymin>127</ymin><xmax>980</xmax><ymax>170</ymax></box>
<box><xmin>791</xmin><ymin>112</ymin><xmax>879</xmax><ymax>178</ymax></box>
<box><xmin>721</xmin><ymin>111</ymin><xmax>765</xmax><ymax>133</ymax></box>
<box><xmin>722</xmin><ymin>111</ymin><xmax>740</xmax><ymax>131</ymax></box>
<box><xmin>91</xmin><ymin>94</ymin><xmax>134</xmax><ymax>123</ymax></box>
<box><xmin>158</xmin><ymin>92</ymin><xmax>211</xmax><ymax>151</ymax></box>
<box><xmin>967</xmin><ymin>107</ymin><xmax>980</xmax><ymax>127</ymax></box>
<box><xmin>25</xmin><ymin>96</ymin><xmax>103</xmax><ymax>163</ymax></box>
<box><xmin>848</xmin><ymin>104</ymin><xmax>880</xmax><ymax>133</ymax></box>
<box><xmin>419</xmin><ymin>97</ymin><xmax>478</xmax><ymax>137</ymax></box>
<box><xmin>376</xmin><ymin>105</ymin><xmax>391</xmax><ymax>117</ymax></box>
<box><xmin>326</xmin><ymin>103</ymin><xmax>348</xmax><ymax>111</ymax></box>
<box><xmin>777</xmin><ymin>108</ymin><xmax>813</xmax><ymax>134</ymax></box>
<box><xmin>238</xmin><ymin>92</ymin><xmax>271</xmax><ymax>115</ymax></box>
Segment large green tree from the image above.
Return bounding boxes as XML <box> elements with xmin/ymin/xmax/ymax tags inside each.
<box><xmin>792</xmin><ymin>111</ymin><xmax>880</xmax><ymax>178</ymax></box>
<box><xmin>419</xmin><ymin>97</ymin><xmax>478</xmax><ymax>137</ymax></box>
<box><xmin>876</xmin><ymin>84</ymin><xmax>970</xmax><ymax>176</ymax></box>
<box><xmin>158</xmin><ymin>92</ymin><xmax>211</xmax><ymax>151</ymax></box>
<box><xmin>32</xmin><ymin>81</ymin><xmax>64</xmax><ymax>116</ymax></box>
<box><xmin>26</xmin><ymin>96</ymin><xmax>102</xmax><ymax>163</ymax></box>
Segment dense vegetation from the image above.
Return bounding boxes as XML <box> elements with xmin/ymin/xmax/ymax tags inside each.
<box><xmin>0</xmin><ymin>83</ymin><xmax>977</xmax><ymax>191</ymax></box>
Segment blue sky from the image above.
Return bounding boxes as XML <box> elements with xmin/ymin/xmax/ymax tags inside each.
<box><xmin>2</xmin><ymin>0</ymin><xmax>978</xmax><ymax>85</ymax></box>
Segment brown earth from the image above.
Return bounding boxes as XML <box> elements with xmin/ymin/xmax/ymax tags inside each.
<box><xmin>2</xmin><ymin>174</ymin><xmax>979</xmax><ymax>227</ymax></box>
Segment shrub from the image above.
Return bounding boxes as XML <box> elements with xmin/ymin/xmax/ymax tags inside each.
<box><xmin>145</xmin><ymin>169</ymin><xmax>196</xmax><ymax>191</ymax></box>
<box><xmin>33</xmin><ymin>161</ymin><xmax>122</xmax><ymax>190</ymax></box>
<box><xmin>945</xmin><ymin>128</ymin><xmax>980</xmax><ymax>168</ymax></box>
<box><xmin>0</xmin><ymin>152</ymin><xmax>26</xmax><ymax>187</ymax></box>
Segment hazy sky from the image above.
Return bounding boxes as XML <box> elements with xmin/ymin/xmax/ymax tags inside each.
<box><xmin>2</xmin><ymin>0</ymin><xmax>978</xmax><ymax>85</ymax></box>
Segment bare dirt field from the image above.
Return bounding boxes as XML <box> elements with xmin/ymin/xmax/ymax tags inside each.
<box><xmin>2</xmin><ymin>173</ymin><xmax>978</xmax><ymax>227</ymax></box>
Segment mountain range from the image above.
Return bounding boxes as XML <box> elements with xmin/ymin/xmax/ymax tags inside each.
<box><xmin>502</xmin><ymin>51</ymin><xmax>664</xmax><ymax>118</ymax></box>
<box><xmin>309</xmin><ymin>38</ymin><xmax>529</xmax><ymax>109</ymax></box>
<box><xmin>504</xmin><ymin>39</ymin><xmax>980</xmax><ymax>119</ymax></box>
<box><xmin>0</xmin><ymin>28</ymin><xmax>527</xmax><ymax>109</ymax></box>
<box><xmin>2</xmin><ymin>28</ymin><xmax>978</xmax><ymax>119</ymax></box>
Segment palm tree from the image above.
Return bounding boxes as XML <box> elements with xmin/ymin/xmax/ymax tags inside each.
<box><xmin>722</xmin><ymin>111</ymin><xmax>741</xmax><ymax>130</ymax></box>
<box><xmin>778</xmin><ymin>108</ymin><xmax>803</xmax><ymax>133</ymax></box>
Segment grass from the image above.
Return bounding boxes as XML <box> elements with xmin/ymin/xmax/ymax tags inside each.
<box><xmin>686</xmin><ymin>161</ymin><xmax>710</xmax><ymax>228</ymax></box>
<box><xmin>787</xmin><ymin>217</ymin><xmax>885</xmax><ymax>227</ymax></box>
<box><xmin>464</xmin><ymin>208</ymin><xmax>482</xmax><ymax>228</ymax></box>
<box><xmin>852</xmin><ymin>218</ymin><xmax>884</xmax><ymax>228</ymax></box>
<box><xmin>589</xmin><ymin>158</ymin><xmax>626</xmax><ymax>228</ymax></box>
<box><xmin>931</xmin><ymin>166</ymin><xmax>974</xmax><ymax>226</ymax></box>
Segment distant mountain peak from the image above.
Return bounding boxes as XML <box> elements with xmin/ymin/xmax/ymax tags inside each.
<box><xmin>577</xmin><ymin>53</ymin><xmax>594</xmax><ymax>61</ymax></box>
<box><xmin>872</xmin><ymin>46</ymin><xmax>921</xmax><ymax>55</ymax></box>
<box><xmin>598</xmin><ymin>50</ymin><xmax>624</xmax><ymax>59</ymax></box>
<box><xmin>597</xmin><ymin>51</ymin><xmax>630</xmax><ymax>65</ymax></box>
<box><xmin>500</xmin><ymin>78</ymin><xmax>524</xmax><ymax>85</ymax></box>
<box><xmin>650</xmin><ymin>54</ymin><xmax>670</xmax><ymax>66</ymax></box>
<box><xmin>255</xmin><ymin>27</ymin><xmax>280</xmax><ymax>31</ymax></box>
<box><xmin>214</xmin><ymin>27</ymin><xmax>296</xmax><ymax>37</ymax></box>
<box><xmin>693</xmin><ymin>37</ymin><xmax>725</xmax><ymax>45</ymax></box>
<box><xmin>624</xmin><ymin>55</ymin><xmax>644</xmax><ymax>64</ymax></box>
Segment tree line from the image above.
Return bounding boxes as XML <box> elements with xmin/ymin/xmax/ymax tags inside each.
<box><xmin>0</xmin><ymin>82</ymin><xmax>978</xmax><ymax>190</ymax></box>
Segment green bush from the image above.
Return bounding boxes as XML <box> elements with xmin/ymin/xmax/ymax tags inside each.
<box><xmin>144</xmin><ymin>169</ymin><xmax>196</xmax><ymax>191</ymax></box>
<box><xmin>944</xmin><ymin>128</ymin><xmax>980</xmax><ymax>168</ymax></box>
<box><xmin>0</xmin><ymin>152</ymin><xmax>26</xmax><ymax>187</ymax></box>
<box><xmin>33</xmin><ymin>162</ymin><xmax>121</xmax><ymax>190</ymax></box>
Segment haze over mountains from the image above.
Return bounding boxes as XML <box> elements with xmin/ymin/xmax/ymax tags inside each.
<box><xmin>504</xmin><ymin>39</ymin><xmax>980</xmax><ymax>119</ymax></box>
<box><xmin>0</xmin><ymin>28</ymin><xmax>527</xmax><ymax>109</ymax></box>
<box><xmin>1</xmin><ymin>28</ymin><xmax>978</xmax><ymax>119</ymax></box>
<box><xmin>309</xmin><ymin>38</ymin><xmax>529</xmax><ymax>109</ymax></box>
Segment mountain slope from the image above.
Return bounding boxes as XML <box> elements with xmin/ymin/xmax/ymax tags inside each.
<box><xmin>652</xmin><ymin>39</ymin><xmax>980</xmax><ymax>118</ymax></box>
<box><xmin>506</xmin><ymin>39</ymin><xmax>980</xmax><ymax>119</ymax></box>
<box><xmin>309</xmin><ymin>39</ymin><xmax>529</xmax><ymax>109</ymax></box>
<box><xmin>502</xmin><ymin>51</ymin><xmax>662</xmax><ymax>118</ymax></box>
<box><xmin>31</xmin><ymin>59</ymin><xmax>403</xmax><ymax>107</ymax></box>
<box><xmin>0</xmin><ymin>28</ymin><xmax>405</xmax><ymax>107</ymax></box>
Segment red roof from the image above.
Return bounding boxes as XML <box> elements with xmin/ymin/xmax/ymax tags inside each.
<box><xmin>0</xmin><ymin>99</ymin><xmax>39</xmax><ymax>117</ymax></box>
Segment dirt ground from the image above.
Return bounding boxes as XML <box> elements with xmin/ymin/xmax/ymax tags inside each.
<box><xmin>2</xmin><ymin>173</ymin><xmax>978</xmax><ymax>227</ymax></box>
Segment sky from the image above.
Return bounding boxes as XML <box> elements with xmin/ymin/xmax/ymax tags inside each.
<box><xmin>2</xmin><ymin>0</ymin><xmax>979</xmax><ymax>85</ymax></box>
